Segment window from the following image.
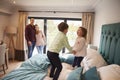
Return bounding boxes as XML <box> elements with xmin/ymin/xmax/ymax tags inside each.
<box><xmin>47</xmin><ymin>20</ymin><xmax>64</xmax><ymax>50</ymax></box>
<box><xmin>66</xmin><ymin>20</ymin><xmax>82</xmax><ymax>53</ymax></box>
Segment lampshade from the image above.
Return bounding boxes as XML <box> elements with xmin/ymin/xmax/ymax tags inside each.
<box><xmin>5</xmin><ymin>26</ymin><xmax>17</xmax><ymax>34</ymax></box>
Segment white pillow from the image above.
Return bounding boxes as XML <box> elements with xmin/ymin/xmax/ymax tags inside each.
<box><xmin>81</xmin><ymin>48</ymin><xmax>107</xmax><ymax>72</ymax></box>
<box><xmin>98</xmin><ymin>64</ymin><xmax>120</xmax><ymax>80</ymax></box>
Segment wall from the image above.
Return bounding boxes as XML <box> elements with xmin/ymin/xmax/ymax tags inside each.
<box><xmin>0</xmin><ymin>1</ymin><xmax>14</xmax><ymax>43</ymax></box>
<box><xmin>0</xmin><ymin>2</ymin><xmax>18</xmax><ymax>59</ymax></box>
<box><xmin>0</xmin><ymin>13</ymin><xmax>10</xmax><ymax>41</ymax></box>
<box><xmin>93</xmin><ymin>0</ymin><xmax>120</xmax><ymax>48</ymax></box>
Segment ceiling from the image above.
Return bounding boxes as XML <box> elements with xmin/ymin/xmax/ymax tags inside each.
<box><xmin>1</xmin><ymin>0</ymin><xmax>101</xmax><ymax>12</ymax></box>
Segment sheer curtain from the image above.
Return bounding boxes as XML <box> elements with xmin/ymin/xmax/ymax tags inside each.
<box><xmin>82</xmin><ymin>12</ymin><xmax>94</xmax><ymax>44</ymax></box>
<box><xmin>15</xmin><ymin>12</ymin><xmax>28</xmax><ymax>61</ymax></box>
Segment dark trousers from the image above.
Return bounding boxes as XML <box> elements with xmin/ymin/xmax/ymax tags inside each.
<box><xmin>47</xmin><ymin>51</ymin><xmax>62</xmax><ymax>80</ymax></box>
<box><xmin>72</xmin><ymin>56</ymin><xmax>84</xmax><ymax>67</ymax></box>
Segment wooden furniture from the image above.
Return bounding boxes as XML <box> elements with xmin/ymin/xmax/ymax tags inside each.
<box><xmin>8</xmin><ymin>34</ymin><xmax>15</xmax><ymax>61</ymax></box>
<box><xmin>5</xmin><ymin>26</ymin><xmax>17</xmax><ymax>61</ymax></box>
<box><xmin>0</xmin><ymin>44</ymin><xmax>6</xmax><ymax>74</ymax></box>
<box><xmin>5</xmin><ymin>48</ymin><xmax>9</xmax><ymax>69</ymax></box>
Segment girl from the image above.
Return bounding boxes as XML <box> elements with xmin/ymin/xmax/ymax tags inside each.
<box><xmin>35</xmin><ymin>24</ymin><xmax>46</xmax><ymax>54</ymax></box>
<box><xmin>72</xmin><ymin>27</ymin><xmax>87</xmax><ymax>68</ymax></box>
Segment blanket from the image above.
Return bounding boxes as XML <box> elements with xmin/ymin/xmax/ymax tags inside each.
<box><xmin>2</xmin><ymin>54</ymin><xmax>50</xmax><ymax>80</ymax></box>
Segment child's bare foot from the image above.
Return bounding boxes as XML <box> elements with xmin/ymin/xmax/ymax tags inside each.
<box><xmin>43</xmin><ymin>76</ymin><xmax>53</xmax><ymax>80</ymax></box>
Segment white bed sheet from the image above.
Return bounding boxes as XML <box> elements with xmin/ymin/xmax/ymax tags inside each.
<box><xmin>98</xmin><ymin>64</ymin><xmax>120</xmax><ymax>80</ymax></box>
<box><xmin>44</xmin><ymin>63</ymin><xmax>73</xmax><ymax>80</ymax></box>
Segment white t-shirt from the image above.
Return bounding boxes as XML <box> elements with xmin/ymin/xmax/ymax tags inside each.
<box><xmin>73</xmin><ymin>37</ymin><xmax>87</xmax><ymax>57</ymax></box>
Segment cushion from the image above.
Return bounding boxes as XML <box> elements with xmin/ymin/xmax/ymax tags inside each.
<box><xmin>81</xmin><ymin>48</ymin><xmax>107</xmax><ymax>72</ymax></box>
<box><xmin>67</xmin><ymin>67</ymin><xmax>83</xmax><ymax>80</ymax></box>
<box><xmin>98</xmin><ymin>64</ymin><xmax>120</xmax><ymax>80</ymax></box>
<box><xmin>59</xmin><ymin>55</ymin><xmax>66</xmax><ymax>62</ymax></box>
<box><xmin>62</xmin><ymin>54</ymin><xmax>75</xmax><ymax>65</ymax></box>
<box><xmin>83</xmin><ymin>67</ymin><xmax>100</xmax><ymax>80</ymax></box>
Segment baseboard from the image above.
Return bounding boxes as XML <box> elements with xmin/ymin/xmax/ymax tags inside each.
<box><xmin>15</xmin><ymin>49</ymin><xmax>28</xmax><ymax>61</ymax></box>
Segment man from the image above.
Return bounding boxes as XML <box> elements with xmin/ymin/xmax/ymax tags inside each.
<box><xmin>25</xmin><ymin>18</ymin><xmax>36</xmax><ymax>58</ymax></box>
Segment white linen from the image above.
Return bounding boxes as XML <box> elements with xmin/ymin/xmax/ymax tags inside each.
<box><xmin>98</xmin><ymin>64</ymin><xmax>120</xmax><ymax>80</ymax></box>
<box><xmin>81</xmin><ymin>48</ymin><xmax>107</xmax><ymax>72</ymax></box>
<box><xmin>44</xmin><ymin>63</ymin><xmax>73</xmax><ymax>80</ymax></box>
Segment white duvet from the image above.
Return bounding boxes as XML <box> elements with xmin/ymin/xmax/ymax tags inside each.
<box><xmin>98</xmin><ymin>64</ymin><xmax>120</xmax><ymax>80</ymax></box>
<box><xmin>81</xmin><ymin>48</ymin><xmax>107</xmax><ymax>72</ymax></box>
<box><xmin>44</xmin><ymin>63</ymin><xmax>73</xmax><ymax>80</ymax></box>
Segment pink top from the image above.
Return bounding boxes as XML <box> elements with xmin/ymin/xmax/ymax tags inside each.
<box><xmin>36</xmin><ymin>30</ymin><xmax>46</xmax><ymax>46</ymax></box>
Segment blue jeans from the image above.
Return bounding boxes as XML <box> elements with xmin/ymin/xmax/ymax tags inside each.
<box><xmin>36</xmin><ymin>46</ymin><xmax>44</xmax><ymax>54</ymax></box>
<box><xmin>28</xmin><ymin>41</ymin><xmax>35</xmax><ymax>58</ymax></box>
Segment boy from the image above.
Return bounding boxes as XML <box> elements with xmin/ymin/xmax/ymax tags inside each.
<box><xmin>47</xmin><ymin>22</ymin><xmax>73</xmax><ymax>80</ymax></box>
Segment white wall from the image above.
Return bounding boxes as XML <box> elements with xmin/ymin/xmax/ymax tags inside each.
<box><xmin>0</xmin><ymin>1</ymin><xmax>16</xmax><ymax>43</ymax></box>
<box><xmin>9</xmin><ymin>11</ymin><xmax>19</xmax><ymax>28</ymax></box>
<box><xmin>93</xmin><ymin>0</ymin><xmax>120</xmax><ymax>48</ymax></box>
<box><xmin>0</xmin><ymin>13</ymin><xmax>10</xmax><ymax>41</ymax></box>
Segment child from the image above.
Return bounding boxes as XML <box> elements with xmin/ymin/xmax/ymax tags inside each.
<box><xmin>72</xmin><ymin>27</ymin><xmax>87</xmax><ymax>68</ymax></box>
<box><xmin>47</xmin><ymin>22</ymin><xmax>73</xmax><ymax>80</ymax></box>
<box><xmin>35</xmin><ymin>24</ymin><xmax>46</xmax><ymax>54</ymax></box>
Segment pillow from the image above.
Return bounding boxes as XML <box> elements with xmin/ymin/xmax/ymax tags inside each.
<box><xmin>59</xmin><ymin>55</ymin><xmax>66</xmax><ymax>62</ymax></box>
<box><xmin>81</xmin><ymin>48</ymin><xmax>107</xmax><ymax>71</ymax></box>
<box><xmin>67</xmin><ymin>67</ymin><xmax>83</xmax><ymax>80</ymax></box>
<box><xmin>83</xmin><ymin>67</ymin><xmax>100</xmax><ymax>80</ymax></box>
<box><xmin>62</xmin><ymin>54</ymin><xmax>75</xmax><ymax>65</ymax></box>
<box><xmin>98</xmin><ymin>64</ymin><xmax>120</xmax><ymax>80</ymax></box>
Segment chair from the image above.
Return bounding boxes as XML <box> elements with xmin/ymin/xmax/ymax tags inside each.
<box><xmin>0</xmin><ymin>44</ymin><xmax>6</xmax><ymax>74</ymax></box>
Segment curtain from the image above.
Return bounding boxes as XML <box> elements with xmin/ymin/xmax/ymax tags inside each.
<box><xmin>82</xmin><ymin>12</ymin><xmax>94</xmax><ymax>44</ymax></box>
<box><xmin>16</xmin><ymin>12</ymin><xmax>28</xmax><ymax>61</ymax></box>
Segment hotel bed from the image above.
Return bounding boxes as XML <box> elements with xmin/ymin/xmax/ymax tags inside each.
<box><xmin>2</xmin><ymin>22</ymin><xmax>120</xmax><ymax>80</ymax></box>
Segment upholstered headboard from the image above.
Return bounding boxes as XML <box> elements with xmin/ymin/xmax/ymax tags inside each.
<box><xmin>99</xmin><ymin>22</ymin><xmax>120</xmax><ymax>65</ymax></box>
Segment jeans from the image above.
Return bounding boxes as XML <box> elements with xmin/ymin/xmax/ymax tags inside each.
<box><xmin>28</xmin><ymin>41</ymin><xmax>35</xmax><ymax>58</ymax></box>
<box><xmin>36</xmin><ymin>46</ymin><xmax>44</xmax><ymax>54</ymax></box>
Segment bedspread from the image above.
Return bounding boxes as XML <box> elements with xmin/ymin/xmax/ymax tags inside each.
<box><xmin>2</xmin><ymin>54</ymin><xmax>50</xmax><ymax>80</ymax></box>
